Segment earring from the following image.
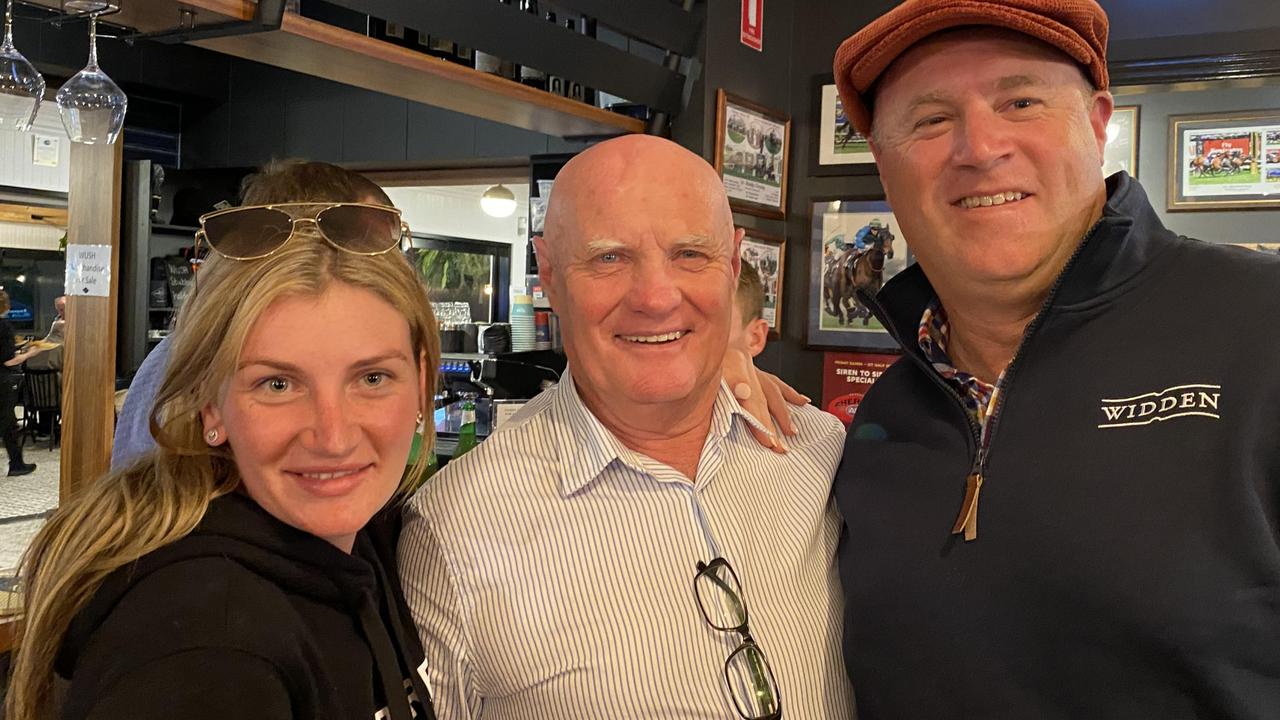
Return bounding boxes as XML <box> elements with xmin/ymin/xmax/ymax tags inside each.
<box><xmin>206</xmin><ymin>428</ymin><xmax>219</xmax><ymax>444</ymax></box>
<box><xmin>415</xmin><ymin>411</ymin><xmax>426</xmax><ymax>434</ymax></box>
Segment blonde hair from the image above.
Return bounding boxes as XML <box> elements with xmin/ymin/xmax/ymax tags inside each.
<box><xmin>7</xmin><ymin>224</ymin><xmax>438</xmax><ymax>720</ymax></box>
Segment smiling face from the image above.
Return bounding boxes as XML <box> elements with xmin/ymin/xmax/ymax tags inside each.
<box><xmin>869</xmin><ymin>28</ymin><xmax>1112</xmax><ymax>299</ymax></box>
<box><xmin>536</xmin><ymin>136</ymin><xmax>741</xmax><ymax>421</ymax></box>
<box><xmin>201</xmin><ymin>281</ymin><xmax>424</xmax><ymax>552</ymax></box>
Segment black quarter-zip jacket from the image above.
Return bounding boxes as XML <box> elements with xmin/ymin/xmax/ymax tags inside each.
<box><xmin>836</xmin><ymin>173</ymin><xmax>1280</xmax><ymax>719</ymax></box>
<box><xmin>55</xmin><ymin>492</ymin><xmax>435</xmax><ymax>720</ymax></box>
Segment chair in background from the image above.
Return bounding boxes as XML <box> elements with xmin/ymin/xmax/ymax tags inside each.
<box><xmin>20</xmin><ymin>368</ymin><xmax>62</xmax><ymax>451</ymax></box>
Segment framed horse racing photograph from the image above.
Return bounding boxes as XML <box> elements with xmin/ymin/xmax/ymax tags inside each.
<box><xmin>811</xmin><ymin>74</ymin><xmax>878</xmax><ymax>177</ymax></box>
<box><xmin>1103</xmin><ymin>105</ymin><xmax>1139</xmax><ymax>180</ymax></box>
<box><xmin>714</xmin><ymin>90</ymin><xmax>792</xmax><ymax>219</ymax></box>
<box><xmin>1168</xmin><ymin>110</ymin><xmax>1280</xmax><ymax>211</ymax></box>
<box><xmin>806</xmin><ymin>199</ymin><xmax>913</xmax><ymax>350</ymax></box>
<box><xmin>739</xmin><ymin>229</ymin><xmax>786</xmax><ymax>338</ymax></box>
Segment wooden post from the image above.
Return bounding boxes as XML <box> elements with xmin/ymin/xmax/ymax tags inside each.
<box><xmin>60</xmin><ymin>140</ymin><xmax>123</xmax><ymax>500</ymax></box>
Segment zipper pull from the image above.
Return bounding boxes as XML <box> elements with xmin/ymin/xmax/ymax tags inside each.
<box><xmin>951</xmin><ymin>472</ymin><xmax>983</xmax><ymax>542</ymax></box>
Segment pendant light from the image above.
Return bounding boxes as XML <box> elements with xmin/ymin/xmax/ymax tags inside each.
<box><xmin>480</xmin><ymin>184</ymin><xmax>517</xmax><ymax>218</ymax></box>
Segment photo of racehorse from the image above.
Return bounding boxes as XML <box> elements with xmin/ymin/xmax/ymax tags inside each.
<box><xmin>1185</xmin><ymin>131</ymin><xmax>1261</xmax><ymax>186</ymax></box>
<box><xmin>817</xmin><ymin>83</ymin><xmax>875</xmax><ymax>167</ymax></box>
<box><xmin>816</xmin><ymin>208</ymin><xmax>911</xmax><ymax>333</ymax></box>
<box><xmin>1169</xmin><ymin>111</ymin><xmax>1280</xmax><ymax>210</ymax></box>
<box><xmin>832</xmin><ymin>95</ymin><xmax>869</xmax><ymax>158</ymax></box>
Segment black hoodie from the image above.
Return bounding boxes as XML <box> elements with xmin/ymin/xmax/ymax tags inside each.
<box><xmin>54</xmin><ymin>493</ymin><xmax>435</xmax><ymax>720</ymax></box>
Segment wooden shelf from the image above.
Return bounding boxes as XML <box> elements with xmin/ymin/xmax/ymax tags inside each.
<box><xmin>169</xmin><ymin>0</ymin><xmax>644</xmax><ymax>138</ymax></box>
<box><xmin>0</xmin><ymin>203</ymin><xmax>68</xmax><ymax>228</ymax></box>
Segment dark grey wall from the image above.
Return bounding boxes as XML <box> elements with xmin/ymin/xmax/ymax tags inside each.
<box><xmin>182</xmin><ymin>58</ymin><xmax>585</xmax><ymax>168</ymax></box>
<box><xmin>672</xmin><ymin>0</ymin><xmax>823</xmax><ymax>395</ymax></box>
<box><xmin>1105</xmin><ymin>0</ymin><xmax>1280</xmax><ymax>41</ymax></box>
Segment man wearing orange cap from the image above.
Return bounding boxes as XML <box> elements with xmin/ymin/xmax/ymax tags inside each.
<box><xmin>830</xmin><ymin>0</ymin><xmax>1280</xmax><ymax>717</ymax></box>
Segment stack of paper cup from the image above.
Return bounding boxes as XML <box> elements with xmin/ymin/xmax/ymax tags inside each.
<box><xmin>510</xmin><ymin>293</ymin><xmax>536</xmax><ymax>352</ymax></box>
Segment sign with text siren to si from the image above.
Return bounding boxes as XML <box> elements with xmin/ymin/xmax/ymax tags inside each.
<box><xmin>822</xmin><ymin>351</ymin><xmax>898</xmax><ymax>427</ymax></box>
<box><xmin>741</xmin><ymin>0</ymin><xmax>763</xmax><ymax>51</ymax></box>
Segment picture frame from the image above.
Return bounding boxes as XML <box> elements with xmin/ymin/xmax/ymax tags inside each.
<box><xmin>811</xmin><ymin>74</ymin><xmax>878</xmax><ymax>177</ymax></box>
<box><xmin>714</xmin><ymin>89</ymin><xmax>792</xmax><ymax>219</ymax></box>
<box><xmin>806</xmin><ymin>198</ymin><xmax>913</xmax><ymax>351</ymax></box>
<box><xmin>1103</xmin><ymin>105</ymin><xmax>1140</xmax><ymax>180</ymax></box>
<box><xmin>739</xmin><ymin>229</ymin><xmax>786</xmax><ymax>338</ymax></box>
<box><xmin>1230</xmin><ymin>242</ymin><xmax>1280</xmax><ymax>255</ymax></box>
<box><xmin>1168</xmin><ymin>109</ymin><xmax>1280</xmax><ymax>211</ymax></box>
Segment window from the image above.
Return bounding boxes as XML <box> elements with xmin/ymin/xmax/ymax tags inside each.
<box><xmin>408</xmin><ymin>234</ymin><xmax>512</xmax><ymax>324</ymax></box>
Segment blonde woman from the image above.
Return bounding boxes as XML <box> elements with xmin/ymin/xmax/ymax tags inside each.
<box><xmin>7</xmin><ymin>163</ymin><xmax>440</xmax><ymax>720</ymax></box>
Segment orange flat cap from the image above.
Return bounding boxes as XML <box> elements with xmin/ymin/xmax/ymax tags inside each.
<box><xmin>833</xmin><ymin>0</ymin><xmax>1109</xmax><ymax>136</ymax></box>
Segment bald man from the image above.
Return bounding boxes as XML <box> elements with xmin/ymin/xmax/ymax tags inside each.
<box><xmin>399</xmin><ymin>136</ymin><xmax>854</xmax><ymax>720</ymax></box>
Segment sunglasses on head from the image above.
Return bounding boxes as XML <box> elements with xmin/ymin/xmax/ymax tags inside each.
<box><xmin>195</xmin><ymin>202</ymin><xmax>409</xmax><ymax>261</ymax></box>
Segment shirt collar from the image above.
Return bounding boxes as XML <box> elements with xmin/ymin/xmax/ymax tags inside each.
<box><xmin>552</xmin><ymin>368</ymin><xmax>767</xmax><ymax>497</ymax></box>
<box><xmin>552</xmin><ymin>368</ymin><xmax>631</xmax><ymax>497</ymax></box>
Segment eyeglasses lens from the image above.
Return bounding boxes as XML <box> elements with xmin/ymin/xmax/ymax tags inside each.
<box><xmin>695</xmin><ymin>561</ymin><xmax>748</xmax><ymax>630</ymax></box>
<box><xmin>317</xmin><ymin>205</ymin><xmax>401</xmax><ymax>254</ymax></box>
<box><xmin>726</xmin><ymin>644</ymin><xmax>780</xmax><ymax>718</ymax></box>
<box><xmin>203</xmin><ymin>207</ymin><xmax>294</xmax><ymax>259</ymax></box>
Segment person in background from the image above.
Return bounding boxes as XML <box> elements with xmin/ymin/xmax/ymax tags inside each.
<box><xmin>0</xmin><ymin>290</ymin><xmax>39</xmax><ymax>476</ymax></box>
<box><xmin>48</xmin><ymin>296</ymin><xmax>65</xmax><ymax>342</ymax></box>
<box><xmin>399</xmin><ymin>135</ymin><xmax>854</xmax><ymax>720</ymax></box>
<box><xmin>729</xmin><ymin>260</ymin><xmax>770</xmax><ymax>360</ymax></box>
<box><xmin>830</xmin><ymin>0</ymin><xmax>1280</xmax><ymax>716</ymax></box>
<box><xmin>19</xmin><ymin>295</ymin><xmax>66</xmax><ymax>441</ymax></box>
<box><xmin>110</xmin><ymin>162</ymin><xmax>397</xmax><ymax>471</ymax></box>
<box><xmin>7</xmin><ymin>167</ymin><xmax>440</xmax><ymax>720</ymax></box>
<box><xmin>44</xmin><ymin>296</ymin><xmax>65</xmax><ymax>345</ymax></box>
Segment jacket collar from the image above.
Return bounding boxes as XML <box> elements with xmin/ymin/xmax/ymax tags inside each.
<box><xmin>868</xmin><ymin>172</ymin><xmax>1178</xmax><ymax>358</ymax></box>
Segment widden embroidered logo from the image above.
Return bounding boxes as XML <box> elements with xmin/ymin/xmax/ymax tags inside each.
<box><xmin>1097</xmin><ymin>384</ymin><xmax>1221</xmax><ymax>429</ymax></box>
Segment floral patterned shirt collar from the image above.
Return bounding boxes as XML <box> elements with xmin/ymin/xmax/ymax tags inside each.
<box><xmin>917</xmin><ymin>298</ymin><xmax>1002</xmax><ymax>427</ymax></box>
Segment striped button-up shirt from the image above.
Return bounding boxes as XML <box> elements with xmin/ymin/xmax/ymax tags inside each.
<box><xmin>399</xmin><ymin>369</ymin><xmax>855</xmax><ymax>720</ymax></box>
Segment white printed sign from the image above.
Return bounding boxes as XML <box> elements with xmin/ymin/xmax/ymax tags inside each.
<box><xmin>492</xmin><ymin>401</ymin><xmax>527</xmax><ymax>430</ymax></box>
<box><xmin>33</xmin><ymin>135</ymin><xmax>60</xmax><ymax>167</ymax></box>
<box><xmin>65</xmin><ymin>244</ymin><xmax>113</xmax><ymax>297</ymax></box>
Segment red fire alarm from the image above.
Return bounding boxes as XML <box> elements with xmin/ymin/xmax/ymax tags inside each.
<box><xmin>741</xmin><ymin>0</ymin><xmax>763</xmax><ymax>52</ymax></box>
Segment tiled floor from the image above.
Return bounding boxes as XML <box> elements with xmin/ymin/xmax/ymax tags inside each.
<box><xmin>0</xmin><ymin>518</ymin><xmax>44</xmax><ymax>574</ymax></box>
<box><xmin>0</xmin><ymin>445</ymin><xmax>62</xmax><ymax>577</ymax></box>
<box><xmin>0</xmin><ymin>446</ymin><xmax>62</xmax><ymax>521</ymax></box>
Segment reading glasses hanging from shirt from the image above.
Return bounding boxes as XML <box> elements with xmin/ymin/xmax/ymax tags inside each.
<box><xmin>693</xmin><ymin>557</ymin><xmax>783</xmax><ymax>720</ymax></box>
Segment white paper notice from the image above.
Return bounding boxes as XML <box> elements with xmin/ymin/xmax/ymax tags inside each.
<box><xmin>33</xmin><ymin>135</ymin><xmax>59</xmax><ymax>167</ymax></box>
<box><xmin>65</xmin><ymin>244</ymin><xmax>113</xmax><ymax>297</ymax></box>
<box><xmin>493</xmin><ymin>401</ymin><xmax>526</xmax><ymax>430</ymax></box>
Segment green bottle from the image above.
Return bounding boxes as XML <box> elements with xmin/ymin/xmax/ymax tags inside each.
<box><xmin>453</xmin><ymin>397</ymin><xmax>479</xmax><ymax>458</ymax></box>
<box><xmin>404</xmin><ymin>429</ymin><xmax>438</xmax><ymax>493</ymax></box>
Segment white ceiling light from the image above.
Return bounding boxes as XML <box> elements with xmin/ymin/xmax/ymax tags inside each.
<box><xmin>480</xmin><ymin>184</ymin><xmax>517</xmax><ymax>218</ymax></box>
